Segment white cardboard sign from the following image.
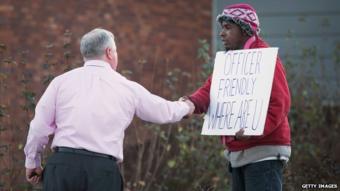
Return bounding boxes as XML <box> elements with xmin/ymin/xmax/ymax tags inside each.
<box><xmin>201</xmin><ymin>48</ymin><xmax>278</xmax><ymax>136</ymax></box>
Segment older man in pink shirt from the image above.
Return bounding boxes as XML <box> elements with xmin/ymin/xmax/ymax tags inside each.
<box><xmin>24</xmin><ymin>28</ymin><xmax>194</xmax><ymax>191</ymax></box>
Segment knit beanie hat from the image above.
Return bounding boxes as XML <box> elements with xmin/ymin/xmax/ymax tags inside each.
<box><xmin>216</xmin><ymin>3</ymin><xmax>260</xmax><ymax>36</ymax></box>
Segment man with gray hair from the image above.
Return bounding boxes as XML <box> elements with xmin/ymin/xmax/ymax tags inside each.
<box><xmin>24</xmin><ymin>28</ymin><xmax>194</xmax><ymax>191</ymax></box>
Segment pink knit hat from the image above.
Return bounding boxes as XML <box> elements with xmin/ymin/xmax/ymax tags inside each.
<box><xmin>216</xmin><ymin>3</ymin><xmax>260</xmax><ymax>36</ymax></box>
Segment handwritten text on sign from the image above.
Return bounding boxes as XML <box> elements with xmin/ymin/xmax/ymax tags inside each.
<box><xmin>201</xmin><ymin>48</ymin><xmax>278</xmax><ymax>135</ymax></box>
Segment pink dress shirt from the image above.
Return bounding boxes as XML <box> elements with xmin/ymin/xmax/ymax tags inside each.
<box><xmin>24</xmin><ymin>60</ymin><xmax>190</xmax><ymax>168</ymax></box>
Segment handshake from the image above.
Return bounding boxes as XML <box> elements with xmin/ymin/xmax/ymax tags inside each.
<box><xmin>179</xmin><ymin>96</ymin><xmax>195</xmax><ymax>118</ymax></box>
<box><xmin>178</xmin><ymin>96</ymin><xmax>249</xmax><ymax>139</ymax></box>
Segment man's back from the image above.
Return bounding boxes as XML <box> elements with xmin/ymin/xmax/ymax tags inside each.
<box><xmin>50</xmin><ymin>60</ymin><xmax>136</xmax><ymax>160</ymax></box>
<box><xmin>26</xmin><ymin>60</ymin><xmax>190</xmax><ymax>163</ymax></box>
<box><xmin>24</xmin><ymin>28</ymin><xmax>193</xmax><ymax>190</ymax></box>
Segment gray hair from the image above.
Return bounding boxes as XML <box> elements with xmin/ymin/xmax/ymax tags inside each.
<box><xmin>80</xmin><ymin>28</ymin><xmax>116</xmax><ymax>59</ymax></box>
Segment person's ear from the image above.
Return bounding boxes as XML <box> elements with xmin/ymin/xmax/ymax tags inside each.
<box><xmin>105</xmin><ymin>48</ymin><xmax>113</xmax><ymax>60</ymax></box>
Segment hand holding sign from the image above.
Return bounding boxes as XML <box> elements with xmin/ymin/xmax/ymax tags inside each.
<box><xmin>235</xmin><ymin>128</ymin><xmax>250</xmax><ymax>140</ymax></box>
<box><xmin>202</xmin><ymin>48</ymin><xmax>278</xmax><ymax>136</ymax></box>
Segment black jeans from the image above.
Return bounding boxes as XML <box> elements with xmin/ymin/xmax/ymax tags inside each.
<box><xmin>42</xmin><ymin>152</ymin><xmax>123</xmax><ymax>191</ymax></box>
<box><xmin>229</xmin><ymin>160</ymin><xmax>284</xmax><ymax>191</ymax></box>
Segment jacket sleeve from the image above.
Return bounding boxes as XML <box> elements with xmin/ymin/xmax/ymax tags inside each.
<box><xmin>259</xmin><ymin>58</ymin><xmax>291</xmax><ymax>137</ymax></box>
<box><xmin>188</xmin><ymin>75</ymin><xmax>212</xmax><ymax>114</ymax></box>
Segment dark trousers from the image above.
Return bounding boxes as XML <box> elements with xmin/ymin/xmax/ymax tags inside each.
<box><xmin>42</xmin><ymin>152</ymin><xmax>123</xmax><ymax>191</ymax></box>
<box><xmin>229</xmin><ymin>160</ymin><xmax>284</xmax><ymax>191</ymax></box>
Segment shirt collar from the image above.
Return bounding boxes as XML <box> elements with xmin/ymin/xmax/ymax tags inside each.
<box><xmin>84</xmin><ymin>60</ymin><xmax>113</xmax><ymax>70</ymax></box>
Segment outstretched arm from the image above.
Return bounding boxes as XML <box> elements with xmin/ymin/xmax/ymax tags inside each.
<box><xmin>133</xmin><ymin>83</ymin><xmax>194</xmax><ymax>124</ymax></box>
<box><xmin>188</xmin><ymin>75</ymin><xmax>212</xmax><ymax>114</ymax></box>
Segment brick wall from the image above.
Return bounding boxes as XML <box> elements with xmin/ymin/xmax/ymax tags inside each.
<box><xmin>0</xmin><ymin>0</ymin><xmax>211</xmax><ymax>189</ymax></box>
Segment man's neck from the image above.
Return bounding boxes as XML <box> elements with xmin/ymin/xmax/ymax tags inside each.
<box><xmin>243</xmin><ymin>35</ymin><xmax>257</xmax><ymax>49</ymax></box>
<box><xmin>84</xmin><ymin>58</ymin><xmax>116</xmax><ymax>70</ymax></box>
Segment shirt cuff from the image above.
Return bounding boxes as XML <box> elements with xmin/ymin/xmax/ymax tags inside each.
<box><xmin>25</xmin><ymin>157</ymin><xmax>41</xmax><ymax>169</ymax></box>
<box><xmin>179</xmin><ymin>101</ymin><xmax>190</xmax><ymax>116</ymax></box>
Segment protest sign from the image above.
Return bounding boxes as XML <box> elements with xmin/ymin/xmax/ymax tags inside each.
<box><xmin>201</xmin><ymin>48</ymin><xmax>278</xmax><ymax>135</ymax></box>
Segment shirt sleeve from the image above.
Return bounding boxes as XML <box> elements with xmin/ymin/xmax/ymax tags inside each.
<box><xmin>133</xmin><ymin>83</ymin><xmax>190</xmax><ymax>124</ymax></box>
<box><xmin>24</xmin><ymin>79</ymin><xmax>58</xmax><ymax>168</ymax></box>
<box><xmin>188</xmin><ymin>75</ymin><xmax>212</xmax><ymax>114</ymax></box>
